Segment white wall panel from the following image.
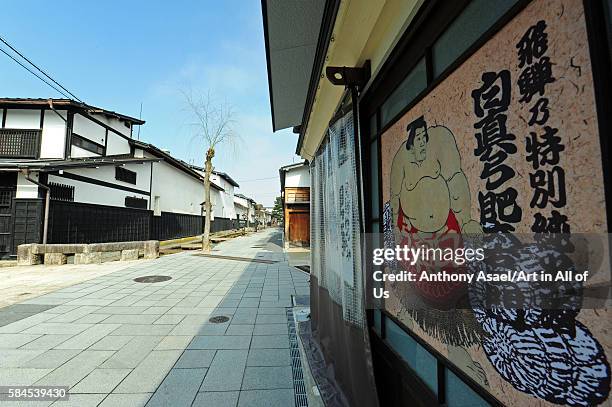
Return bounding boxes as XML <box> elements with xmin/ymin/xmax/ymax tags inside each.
<box><xmin>16</xmin><ymin>172</ymin><xmax>39</xmax><ymax>199</ymax></box>
<box><xmin>150</xmin><ymin>161</ymin><xmax>204</xmax><ymax>215</ymax></box>
<box><xmin>106</xmin><ymin>133</ymin><xmax>130</xmax><ymax>155</ymax></box>
<box><xmin>284</xmin><ymin>166</ymin><xmax>310</xmax><ymax>187</ymax></box>
<box><xmin>72</xmin><ymin>114</ymin><xmax>106</xmax><ymax>145</ymax></box>
<box><xmin>40</xmin><ymin>110</ymin><xmax>66</xmax><ymax>159</ymax></box>
<box><xmin>5</xmin><ymin>109</ymin><xmax>41</xmax><ymax>129</ymax></box>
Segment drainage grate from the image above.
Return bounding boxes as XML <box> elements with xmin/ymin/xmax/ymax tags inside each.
<box><xmin>192</xmin><ymin>253</ymin><xmax>278</xmax><ymax>264</ymax></box>
<box><xmin>287</xmin><ymin>309</ymin><xmax>309</xmax><ymax>407</ymax></box>
<box><xmin>208</xmin><ymin>315</ymin><xmax>230</xmax><ymax>323</ymax></box>
<box><xmin>133</xmin><ymin>275</ymin><xmax>172</xmax><ymax>283</ymax></box>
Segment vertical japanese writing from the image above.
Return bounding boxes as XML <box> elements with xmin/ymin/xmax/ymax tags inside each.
<box><xmin>472</xmin><ymin>70</ymin><xmax>522</xmax><ymax>232</ymax></box>
<box><xmin>517</xmin><ymin>20</ymin><xmax>569</xmax><ymax>233</ymax></box>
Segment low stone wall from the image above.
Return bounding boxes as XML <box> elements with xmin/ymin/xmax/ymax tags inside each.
<box><xmin>17</xmin><ymin>241</ymin><xmax>159</xmax><ymax>266</ymax></box>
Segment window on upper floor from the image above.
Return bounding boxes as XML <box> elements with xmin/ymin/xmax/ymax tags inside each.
<box><xmin>0</xmin><ymin>128</ymin><xmax>41</xmax><ymax>158</ymax></box>
<box><xmin>72</xmin><ymin>133</ymin><xmax>104</xmax><ymax>155</ymax></box>
<box><xmin>115</xmin><ymin>166</ymin><xmax>137</xmax><ymax>185</ymax></box>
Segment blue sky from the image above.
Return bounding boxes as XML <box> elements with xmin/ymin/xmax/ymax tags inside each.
<box><xmin>0</xmin><ymin>0</ymin><xmax>300</xmax><ymax>206</ymax></box>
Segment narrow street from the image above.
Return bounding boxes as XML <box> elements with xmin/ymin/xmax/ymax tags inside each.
<box><xmin>0</xmin><ymin>228</ymin><xmax>309</xmax><ymax>407</ymax></box>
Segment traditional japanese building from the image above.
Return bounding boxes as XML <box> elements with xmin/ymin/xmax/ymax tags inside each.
<box><xmin>279</xmin><ymin>161</ymin><xmax>310</xmax><ymax>248</ymax></box>
<box><xmin>0</xmin><ymin>98</ymin><xmax>237</xmax><ymax>259</ymax></box>
<box><xmin>263</xmin><ymin>0</ymin><xmax>611</xmax><ymax>406</ymax></box>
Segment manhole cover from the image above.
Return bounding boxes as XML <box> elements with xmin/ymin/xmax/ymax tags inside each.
<box><xmin>133</xmin><ymin>275</ymin><xmax>172</xmax><ymax>283</ymax></box>
<box><xmin>208</xmin><ymin>316</ymin><xmax>230</xmax><ymax>323</ymax></box>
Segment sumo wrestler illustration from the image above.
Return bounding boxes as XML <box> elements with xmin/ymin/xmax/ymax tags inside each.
<box><xmin>389</xmin><ymin>116</ymin><xmax>482</xmax><ymax>307</ymax></box>
<box><xmin>390</xmin><ymin>116</ymin><xmax>482</xmax><ymax>237</ymax></box>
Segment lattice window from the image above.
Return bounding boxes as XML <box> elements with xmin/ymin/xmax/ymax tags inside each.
<box><xmin>0</xmin><ymin>129</ymin><xmax>41</xmax><ymax>158</ymax></box>
<box><xmin>125</xmin><ymin>196</ymin><xmax>147</xmax><ymax>209</ymax></box>
<box><xmin>71</xmin><ymin>133</ymin><xmax>105</xmax><ymax>155</ymax></box>
<box><xmin>49</xmin><ymin>182</ymin><xmax>74</xmax><ymax>202</ymax></box>
<box><xmin>0</xmin><ymin>190</ymin><xmax>11</xmax><ymax>207</ymax></box>
<box><xmin>115</xmin><ymin>166</ymin><xmax>137</xmax><ymax>184</ymax></box>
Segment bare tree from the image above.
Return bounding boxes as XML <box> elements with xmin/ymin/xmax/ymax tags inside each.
<box><xmin>183</xmin><ymin>90</ymin><xmax>237</xmax><ymax>251</ymax></box>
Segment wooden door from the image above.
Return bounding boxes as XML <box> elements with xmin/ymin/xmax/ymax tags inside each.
<box><xmin>289</xmin><ymin>212</ymin><xmax>310</xmax><ymax>245</ymax></box>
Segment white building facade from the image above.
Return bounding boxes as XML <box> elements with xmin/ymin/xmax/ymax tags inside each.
<box><xmin>0</xmin><ymin>98</ymin><xmax>235</xmax><ymax>259</ymax></box>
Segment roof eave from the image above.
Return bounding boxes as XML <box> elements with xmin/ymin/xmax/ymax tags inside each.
<box><xmin>296</xmin><ymin>0</ymin><xmax>341</xmax><ymax>156</ymax></box>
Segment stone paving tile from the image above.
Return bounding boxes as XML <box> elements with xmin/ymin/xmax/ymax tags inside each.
<box><xmin>22</xmin><ymin>323</ymin><xmax>93</xmax><ymax>336</ymax></box>
<box><xmin>189</xmin><ymin>335</ymin><xmax>251</xmax><ymax>350</ymax></box>
<box><xmin>102</xmin><ymin>314</ymin><xmax>160</xmax><ymax>324</ymax></box>
<box><xmin>169</xmin><ymin>323</ymin><xmax>209</xmax><ymax>336</ymax></box>
<box><xmin>175</xmin><ymin>350</ymin><xmax>216</xmax><ymax>368</ymax></box>
<box><xmin>46</xmin><ymin>306</ymin><xmax>99</xmax><ymax>323</ymax></box>
<box><xmin>253</xmin><ymin>324</ymin><xmax>288</xmax><ymax>336</ymax></box>
<box><xmin>0</xmin><ymin>349</ymin><xmax>45</xmax><ymax>368</ymax></box>
<box><xmin>71</xmin><ymin>368</ymin><xmax>131</xmax><ymax>393</ymax></box>
<box><xmin>146</xmin><ymin>368</ymin><xmax>207</xmax><ymax>407</ymax></box>
<box><xmin>55</xmin><ymin>323</ymin><xmax>121</xmax><ymax>350</ymax></box>
<box><xmin>142</xmin><ymin>306</ymin><xmax>172</xmax><ymax>315</ymax></box>
<box><xmin>154</xmin><ymin>335</ymin><xmax>193</xmax><ymax>350</ymax></box>
<box><xmin>42</xmin><ymin>305</ymin><xmax>80</xmax><ymax>314</ymax></box>
<box><xmin>73</xmin><ymin>313</ymin><xmax>110</xmax><ymax>324</ymax></box>
<box><xmin>100</xmin><ymin>336</ymin><xmax>163</xmax><ymax>368</ymax></box>
<box><xmin>20</xmin><ymin>297</ymin><xmax>68</xmax><ymax>306</ymax></box>
<box><xmin>92</xmin><ymin>306</ymin><xmax>149</xmax><ymax>315</ymax></box>
<box><xmin>200</xmin><ymin>350</ymin><xmax>248</xmax><ymax>392</ymax></box>
<box><xmin>64</xmin><ymin>298</ymin><xmax>115</xmax><ymax>307</ymax></box>
<box><xmin>255</xmin><ymin>314</ymin><xmax>288</xmax><ymax>324</ymax></box>
<box><xmin>153</xmin><ymin>314</ymin><xmax>184</xmax><ymax>325</ymax></box>
<box><xmin>20</xmin><ymin>334</ymin><xmax>72</xmax><ymax>350</ymax></box>
<box><xmin>109</xmin><ymin>324</ymin><xmax>174</xmax><ymax>336</ymax></box>
<box><xmin>35</xmin><ymin>350</ymin><xmax>114</xmax><ymax>388</ymax></box>
<box><xmin>114</xmin><ymin>350</ymin><xmax>182</xmax><ymax>393</ymax></box>
<box><xmin>246</xmin><ymin>349</ymin><xmax>291</xmax><ymax>367</ymax></box>
<box><xmin>250</xmin><ymin>335</ymin><xmax>290</xmax><ymax>349</ymax></box>
<box><xmin>192</xmin><ymin>391</ymin><xmax>239</xmax><ymax>407</ymax></box>
<box><xmin>98</xmin><ymin>393</ymin><xmax>152</xmax><ymax>407</ymax></box>
<box><xmin>237</xmin><ymin>389</ymin><xmax>295</xmax><ymax>407</ymax></box>
<box><xmin>0</xmin><ymin>312</ymin><xmax>57</xmax><ymax>333</ymax></box>
<box><xmin>21</xmin><ymin>349</ymin><xmax>80</xmax><ymax>369</ymax></box>
<box><xmin>241</xmin><ymin>366</ymin><xmax>293</xmax><ymax>390</ymax></box>
<box><xmin>225</xmin><ymin>324</ymin><xmax>254</xmax><ymax>336</ymax></box>
<box><xmin>50</xmin><ymin>393</ymin><xmax>106</xmax><ymax>406</ymax></box>
<box><xmin>0</xmin><ymin>368</ymin><xmax>52</xmax><ymax>386</ymax></box>
<box><xmin>89</xmin><ymin>335</ymin><xmax>134</xmax><ymax>351</ymax></box>
<box><xmin>0</xmin><ymin>333</ymin><xmax>41</xmax><ymax>348</ymax></box>
<box><xmin>106</xmin><ymin>297</ymin><xmax>141</xmax><ymax>307</ymax></box>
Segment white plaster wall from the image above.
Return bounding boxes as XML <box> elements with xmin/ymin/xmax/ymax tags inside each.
<box><xmin>92</xmin><ymin>114</ymin><xmax>132</xmax><ymax>137</ymax></box>
<box><xmin>105</xmin><ymin>132</ymin><xmax>130</xmax><ymax>155</ymax></box>
<box><xmin>235</xmin><ymin>204</ymin><xmax>248</xmax><ymax>220</ymax></box>
<box><xmin>4</xmin><ymin>109</ymin><xmax>40</xmax><ymax>129</ymax></box>
<box><xmin>16</xmin><ymin>172</ymin><xmax>40</xmax><ymax>199</ymax></box>
<box><xmin>284</xmin><ymin>165</ymin><xmax>310</xmax><ymax>187</ymax></box>
<box><xmin>75</xmin><ymin>163</ymin><xmax>152</xmax><ymax>192</ymax></box>
<box><xmin>71</xmin><ymin>145</ymin><xmax>99</xmax><ymax>158</ymax></box>
<box><xmin>209</xmin><ymin>174</ymin><xmax>236</xmax><ymax>219</ymax></box>
<box><xmin>150</xmin><ymin>160</ymin><xmax>204</xmax><ymax>215</ymax></box>
<box><xmin>40</xmin><ymin>110</ymin><xmax>66</xmax><ymax>159</ymax></box>
<box><xmin>73</xmin><ymin>113</ymin><xmax>106</xmax><ymax>145</ymax></box>
<box><xmin>48</xmin><ymin>173</ymin><xmax>149</xmax><ymax>208</ymax></box>
<box><xmin>48</xmin><ymin>162</ymin><xmax>152</xmax><ymax>208</ymax></box>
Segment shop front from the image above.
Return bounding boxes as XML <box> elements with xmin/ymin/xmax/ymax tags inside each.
<box><xmin>264</xmin><ymin>0</ymin><xmax>611</xmax><ymax>405</ymax></box>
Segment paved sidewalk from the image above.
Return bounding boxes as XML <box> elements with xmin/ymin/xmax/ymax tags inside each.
<box><xmin>0</xmin><ymin>228</ymin><xmax>309</xmax><ymax>407</ymax></box>
<box><xmin>0</xmin><ymin>260</ymin><xmax>157</xmax><ymax>309</ymax></box>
